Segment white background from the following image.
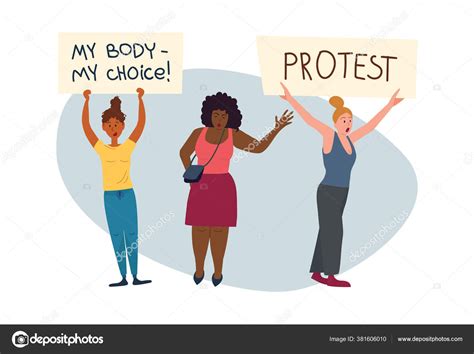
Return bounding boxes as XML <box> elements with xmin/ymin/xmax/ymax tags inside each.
<box><xmin>0</xmin><ymin>0</ymin><xmax>472</xmax><ymax>324</ymax></box>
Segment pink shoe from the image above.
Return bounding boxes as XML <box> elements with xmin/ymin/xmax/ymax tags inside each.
<box><xmin>325</xmin><ymin>275</ymin><xmax>351</xmax><ymax>287</ymax></box>
<box><xmin>311</xmin><ymin>272</ymin><xmax>327</xmax><ymax>284</ymax></box>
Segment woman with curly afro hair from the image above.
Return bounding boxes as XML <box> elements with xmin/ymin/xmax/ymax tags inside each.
<box><xmin>180</xmin><ymin>92</ymin><xmax>293</xmax><ymax>286</ymax></box>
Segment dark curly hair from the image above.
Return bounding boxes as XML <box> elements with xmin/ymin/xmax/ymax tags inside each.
<box><xmin>102</xmin><ymin>96</ymin><xmax>126</xmax><ymax>123</ymax></box>
<box><xmin>201</xmin><ymin>92</ymin><xmax>242</xmax><ymax>130</ymax></box>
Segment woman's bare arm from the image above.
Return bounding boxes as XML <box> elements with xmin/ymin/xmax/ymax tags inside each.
<box><xmin>180</xmin><ymin>128</ymin><xmax>203</xmax><ymax>169</ymax></box>
<box><xmin>82</xmin><ymin>90</ymin><xmax>98</xmax><ymax>146</ymax></box>
<box><xmin>280</xmin><ymin>82</ymin><xmax>333</xmax><ymax>138</ymax></box>
<box><xmin>129</xmin><ymin>88</ymin><xmax>146</xmax><ymax>143</ymax></box>
<box><xmin>233</xmin><ymin>110</ymin><xmax>293</xmax><ymax>153</ymax></box>
<box><xmin>349</xmin><ymin>89</ymin><xmax>404</xmax><ymax>143</ymax></box>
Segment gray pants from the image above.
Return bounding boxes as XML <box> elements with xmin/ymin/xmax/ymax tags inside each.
<box><xmin>310</xmin><ymin>184</ymin><xmax>349</xmax><ymax>275</ymax></box>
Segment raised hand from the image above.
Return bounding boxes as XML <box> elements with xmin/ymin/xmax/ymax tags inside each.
<box><xmin>129</xmin><ymin>88</ymin><xmax>147</xmax><ymax>143</ymax></box>
<box><xmin>82</xmin><ymin>90</ymin><xmax>98</xmax><ymax>146</ymax></box>
<box><xmin>280</xmin><ymin>82</ymin><xmax>293</xmax><ymax>102</ymax></box>
<box><xmin>275</xmin><ymin>109</ymin><xmax>294</xmax><ymax>131</ymax></box>
<box><xmin>388</xmin><ymin>89</ymin><xmax>404</xmax><ymax>108</ymax></box>
<box><xmin>83</xmin><ymin>89</ymin><xmax>91</xmax><ymax>100</ymax></box>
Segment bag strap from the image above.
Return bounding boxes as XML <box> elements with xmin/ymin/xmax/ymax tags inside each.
<box><xmin>189</xmin><ymin>128</ymin><xmax>227</xmax><ymax>167</ymax></box>
<box><xmin>203</xmin><ymin>128</ymin><xmax>226</xmax><ymax>167</ymax></box>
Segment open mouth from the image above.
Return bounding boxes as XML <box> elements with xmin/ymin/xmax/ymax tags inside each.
<box><xmin>345</xmin><ymin>128</ymin><xmax>350</xmax><ymax>133</ymax></box>
<box><xmin>113</xmin><ymin>132</ymin><xmax>118</xmax><ymax>136</ymax></box>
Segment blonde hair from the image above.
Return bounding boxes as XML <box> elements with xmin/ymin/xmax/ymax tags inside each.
<box><xmin>329</xmin><ymin>96</ymin><xmax>352</xmax><ymax>123</ymax></box>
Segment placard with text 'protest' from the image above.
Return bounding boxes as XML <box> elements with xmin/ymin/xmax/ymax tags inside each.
<box><xmin>257</xmin><ymin>36</ymin><xmax>417</xmax><ymax>98</ymax></box>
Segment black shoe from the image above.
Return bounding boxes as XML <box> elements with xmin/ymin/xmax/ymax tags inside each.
<box><xmin>193</xmin><ymin>272</ymin><xmax>205</xmax><ymax>285</ymax></box>
<box><xmin>109</xmin><ymin>277</ymin><xmax>128</xmax><ymax>287</ymax></box>
<box><xmin>212</xmin><ymin>274</ymin><xmax>223</xmax><ymax>287</ymax></box>
<box><xmin>133</xmin><ymin>277</ymin><xmax>152</xmax><ymax>286</ymax></box>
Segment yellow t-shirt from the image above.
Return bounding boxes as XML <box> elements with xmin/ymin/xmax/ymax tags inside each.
<box><xmin>94</xmin><ymin>139</ymin><xmax>136</xmax><ymax>191</ymax></box>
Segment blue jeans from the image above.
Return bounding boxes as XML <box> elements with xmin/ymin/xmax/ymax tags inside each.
<box><xmin>104</xmin><ymin>188</ymin><xmax>138</xmax><ymax>277</ymax></box>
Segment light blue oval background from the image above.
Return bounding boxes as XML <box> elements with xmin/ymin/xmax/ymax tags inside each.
<box><xmin>57</xmin><ymin>69</ymin><xmax>417</xmax><ymax>291</ymax></box>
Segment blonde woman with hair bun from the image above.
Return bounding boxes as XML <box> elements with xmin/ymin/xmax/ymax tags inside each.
<box><xmin>280</xmin><ymin>82</ymin><xmax>403</xmax><ymax>287</ymax></box>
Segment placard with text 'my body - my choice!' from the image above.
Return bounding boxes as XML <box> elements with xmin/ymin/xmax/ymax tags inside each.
<box><xmin>257</xmin><ymin>36</ymin><xmax>417</xmax><ymax>98</ymax></box>
<box><xmin>58</xmin><ymin>32</ymin><xmax>183</xmax><ymax>94</ymax></box>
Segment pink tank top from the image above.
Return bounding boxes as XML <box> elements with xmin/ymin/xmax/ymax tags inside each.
<box><xmin>195</xmin><ymin>128</ymin><xmax>234</xmax><ymax>174</ymax></box>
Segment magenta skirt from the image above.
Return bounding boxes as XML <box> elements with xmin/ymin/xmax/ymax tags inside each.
<box><xmin>185</xmin><ymin>173</ymin><xmax>237</xmax><ymax>227</ymax></box>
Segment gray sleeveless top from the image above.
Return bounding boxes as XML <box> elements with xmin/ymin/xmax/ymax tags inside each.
<box><xmin>320</xmin><ymin>132</ymin><xmax>356</xmax><ymax>188</ymax></box>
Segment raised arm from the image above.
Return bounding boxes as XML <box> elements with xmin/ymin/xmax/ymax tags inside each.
<box><xmin>280</xmin><ymin>82</ymin><xmax>333</xmax><ymax>138</ymax></box>
<box><xmin>129</xmin><ymin>88</ymin><xmax>146</xmax><ymax>143</ymax></box>
<box><xmin>180</xmin><ymin>128</ymin><xmax>203</xmax><ymax>169</ymax></box>
<box><xmin>233</xmin><ymin>110</ymin><xmax>293</xmax><ymax>153</ymax></box>
<box><xmin>82</xmin><ymin>89</ymin><xmax>98</xmax><ymax>146</ymax></box>
<box><xmin>349</xmin><ymin>89</ymin><xmax>404</xmax><ymax>143</ymax></box>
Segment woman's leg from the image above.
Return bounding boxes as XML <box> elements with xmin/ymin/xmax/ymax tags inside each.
<box><xmin>310</xmin><ymin>186</ymin><xmax>330</xmax><ymax>274</ymax></box>
<box><xmin>123</xmin><ymin>190</ymin><xmax>138</xmax><ymax>278</ymax></box>
<box><xmin>323</xmin><ymin>207</ymin><xmax>344</xmax><ymax>276</ymax></box>
<box><xmin>318</xmin><ymin>186</ymin><xmax>350</xmax><ymax>287</ymax></box>
<box><xmin>325</xmin><ymin>188</ymin><xmax>348</xmax><ymax>276</ymax></box>
<box><xmin>315</xmin><ymin>186</ymin><xmax>347</xmax><ymax>275</ymax></box>
<box><xmin>310</xmin><ymin>224</ymin><xmax>324</xmax><ymax>273</ymax></box>
<box><xmin>104</xmin><ymin>191</ymin><xmax>129</xmax><ymax>287</ymax></box>
<box><xmin>104</xmin><ymin>192</ymin><xmax>127</xmax><ymax>278</ymax></box>
<box><xmin>122</xmin><ymin>189</ymin><xmax>150</xmax><ymax>285</ymax></box>
<box><xmin>209</xmin><ymin>227</ymin><xmax>229</xmax><ymax>279</ymax></box>
<box><xmin>310</xmin><ymin>185</ymin><xmax>350</xmax><ymax>287</ymax></box>
<box><xmin>192</xmin><ymin>226</ymin><xmax>210</xmax><ymax>277</ymax></box>
<box><xmin>310</xmin><ymin>233</ymin><xmax>328</xmax><ymax>284</ymax></box>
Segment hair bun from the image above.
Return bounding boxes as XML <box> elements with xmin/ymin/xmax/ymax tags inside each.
<box><xmin>110</xmin><ymin>96</ymin><xmax>121</xmax><ymax>111</ymax></box>
<box><xmin>329</xmin><ymin>96</ymin><xmax>344</xmax><ymax>109</ymax></box>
